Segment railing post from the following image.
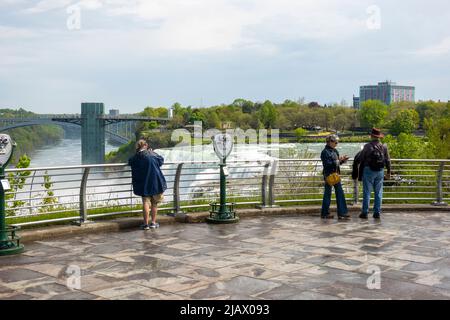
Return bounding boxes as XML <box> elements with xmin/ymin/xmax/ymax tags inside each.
<box><xmin>173</xmin><ymin>163</ymin><xmax>186</xmax><ymax>221</ymax></box>
<box><xmin>78</xmin><ymin>167</ymin><xmax>91</xmax><ymax>225</ymax></box>
<box><xmin>257</xmin><ymin>162</ymin><xmax>270</xmax><ymax>208</ymax></box>
<box><xmin>432</xmin><ymin>161</ymin><xmax>448</xmax><ymax>206</ymax></box>
<box><xmin>28</xmin><ymin>171</ymin><xmax>37</xmax><ymax>216</ymax></box>
<box><xmin>353</xmin><ymin>179</ymin><xmax>359</xmax><ymax>205</ymax></box>
<box><xmin>268</xmin><ymin>160</ymin><xmax>279</xmax><ymax>207</ymax></box>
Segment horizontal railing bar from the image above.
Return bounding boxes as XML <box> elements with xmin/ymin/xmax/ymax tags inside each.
<box><xmin>87</xmin><ymin>182</ymin><xmax>132</xmax><ymax>188</ymax></box>
<box><xmin>84</xmin><ymin>191</ymin><xmax>135</xmax><ymax>197</ymax></box>
<box><xmin>6</xmin><ymin>158</ymin><xmax>450</xmax><ymax>173</ymax></box>
<box><xmin>11</xmin><ymin>216</ymin><xmax>81</xmax><ymax>227</ymax></box>
<box><xmin>179</xmin><ymin>177</ymin><xmax>261</xmax><ymax>183</ymax></box>
<box><xmin>189</xmin><ymin>195</ymin><xmax>259</xmax><ymax>202</ymax></box>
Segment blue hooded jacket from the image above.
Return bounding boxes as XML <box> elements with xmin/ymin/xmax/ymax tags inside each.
<box><xmin>128</xmin><ymin>149</ymin><xmax>167</xmax><ymax>197</ymax></box>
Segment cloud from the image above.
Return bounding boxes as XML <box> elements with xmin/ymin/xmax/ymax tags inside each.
<box><xmin>0</xmin><ymin>26</ymin><xmax>40</xmax><ymax>39</ymax></box>
<box><xmin>24</xmin><ymin>0</ymin><xmax>74</xmax><ymax>13</ymax></box>
<box><xmin>19</xmin><ymin>0</ymin><xmax>370</xmax><ymax>52</ymax></box>
<box><xmin>0</xmin><ymin>0</ymin><xmax>26</xmax><ymax>6</ymax></box>
<box><xmin>415</xmin><ymin>37</ymin><xmax>450</xmax><ymax>56</ymax></box>
<box><xmin>97</xmin><ymin>0</ymin><xmax>369</xmax><ymax>48</ymax></box>
<box><xmin>3</xmin><ymin>0</ymin><xmax>450</xmax><ymax>111</ymax></box>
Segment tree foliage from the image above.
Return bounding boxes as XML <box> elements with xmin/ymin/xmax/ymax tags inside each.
<box><xmin>425</xmin><ymin>116</ymin><xmax>450</xmax><ymax>159</ymax></box>
<box><xmin>40</xmin><ymin>171</ymin><xmax>59</xmax><ymax>212</ymax></box>
<box><xmin>6</xmin><ymin>154</ymin><xmax>31</xmax><ymax>216</ymax></box>
<box><xmin>384</xmin><ymin>134</ymin><xmax>429</xmax><ymax>159</ymax></box>
<box><xmin>359</xmin><ymin>100</ymin><xmax>388</xmax><ymax>129</ymax></box>
<box><xmin>389</xmin><ymin>109</ymin><xmax>419</xmax><ymax>135</ymax></box>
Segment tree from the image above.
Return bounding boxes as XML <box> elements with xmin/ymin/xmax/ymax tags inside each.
<box><xmin>384</xmin><ymin>134</ymin><xmax>429</xmax><ymax>159</ymax></box>
<box><xmin>259</xmin><ymin>100</ymin><xmax>278</xmax><ymax>128</ymax></box>
<box><xmin>425</xmin><ymin>116</ymin><xmax>450</xmax><ymax>159</ymax></box>
<box><xmin>359</xmin><ymin>100</ymin><xmax>388</xmax><ymax>128</ymax></box>
<box><xmin>189</xmin><ymin>109</ymin><xmax>207</xmax><ymax>124</ymax></box>
<box><xmin>205</xmin><ymin>110</ymin><xmax>221</xmax><ymax>129</ymax></box>
<box><xmin>308</xmin><ymin>102</ymin><xmax>321</xmax><ymax>108</ymax></box>
<box><xmin>295</xmin><ymin>128</ymin><xmax>308</xmax><ymax>139</ymax></box>
<box><xmin>172</xmin><ymin>102</ymin><xmax>183</xmax><ymax>115</ymax></box>
<box><xmin>232</xmin><ymin>99</ymin><xmax>255</xmax><ymax>114</ymax></box>
<box><xmin>6</xmin><ymin>154</ymin><xmax>31</xmax><ymax>216</ymax></box>
<box><xmin>389</xmin><ymin>109</ymin><xmax>419</xmax><ymax>135</ymax></box>
<box><xmin>40</xmin><ymin>171</ymin><xmax>58</xmax><ymax>213</ymax></box>
<box><xmin>333</xmin><ymin>113</ymin><xmax>348</xmax><ymax>132</ymax></box>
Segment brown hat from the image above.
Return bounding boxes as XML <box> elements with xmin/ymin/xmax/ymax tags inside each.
<box><xmin>370</xmin><ymin>128</ymin><xmax>384</xmax><ymax>138</ymax></box>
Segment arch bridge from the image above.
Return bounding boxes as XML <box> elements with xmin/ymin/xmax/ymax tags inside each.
<box><xmin>0</xmin><ymin>103</ymin><xmax>170</xmax><ymax>164</ymax></box>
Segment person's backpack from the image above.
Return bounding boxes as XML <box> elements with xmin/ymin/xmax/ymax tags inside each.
<box><xmin>368</xmin><ymin>143</ymin><xmax>385</xmax><ymax>171</ymax></box>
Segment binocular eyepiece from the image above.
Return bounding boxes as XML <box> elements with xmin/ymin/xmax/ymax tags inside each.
<box><xmin>0</xmin><ymin>136</ymin><xmax>8</xmax><ymax>145</ymax></box>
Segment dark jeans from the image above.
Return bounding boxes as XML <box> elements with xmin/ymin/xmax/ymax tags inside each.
<box><xmin>321</xmin><ymin>181</ymin><xmax>348</xmax><ymax>216</ymax></box>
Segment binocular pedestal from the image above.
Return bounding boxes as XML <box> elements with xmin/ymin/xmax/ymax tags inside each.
<box><xmin>0</xmin><ymin>134</ymin><xmax>24</xmax><ymax>256</ymax></box>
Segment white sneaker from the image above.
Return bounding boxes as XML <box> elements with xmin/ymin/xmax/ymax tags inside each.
<box><xmin>149</xmin><ymin>222</ymin><xmax>160</xmax><ymax>229</ymax></box>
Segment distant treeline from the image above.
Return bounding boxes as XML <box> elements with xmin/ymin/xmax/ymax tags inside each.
<box><xmin>1</xmin><ymin>108</ymin><xmax>65</xmax><ymax>164</ymax></box>
<box><xmin>131</xmin><ymin>98</ymin><xmax>450</xmax><ymax>160</ymax></box>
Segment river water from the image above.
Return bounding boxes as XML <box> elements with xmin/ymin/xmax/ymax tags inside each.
<box><xmin>29</xmin><ymin>139</ymin><xmax>120</xmax><ymax>168</ymax></box>
<box><xmin>29</xmin><ymin>139</ymin><xmax>364</xmax><ymax>167</ymax></box>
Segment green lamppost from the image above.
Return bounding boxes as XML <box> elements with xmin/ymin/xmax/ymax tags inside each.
<box><xmin>0</xmin><ymin>134</ymin><xmax>24</xmax><ymax>256</ymax></box>
<box><xmin>207</xmin><ymin>134</ymin><xmax>239</xmax><ymax>224</ymax></box>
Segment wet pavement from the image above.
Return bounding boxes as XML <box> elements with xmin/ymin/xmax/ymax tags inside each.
<box><xmin>1</xmin><ymin>211</ymin><xmax>450</xmax><ymax>300</ymax></box>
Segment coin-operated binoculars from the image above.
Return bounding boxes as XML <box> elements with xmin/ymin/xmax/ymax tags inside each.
<box><xmin>0</xmin><ymin>134</ymin><xmax>24</xmax><ymax>256</ymax></box>
<box><xmin>207</xmin><ymin>134</ymin><xmax>239</xmax><ymax>224</ymax></box>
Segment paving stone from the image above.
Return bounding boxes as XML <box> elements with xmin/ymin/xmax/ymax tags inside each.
<box><xmin>48</xmin><ymin>290</ymin><xmax>99</xmax><ymax>300</ymax></box>
<box><xmin>285</xmin><ymin>291</ymin><xmax>340</xmax><ymax>300</ymax></box>
<box><xmin>90</xmin><ymin>283</ymin><xmax>149</xmax><ymax>299</ymax></box>
<box><xmin>177</xmin><ymin>276</ymin><xmax>280</xmax><ymax>299</ymax></box>
<box><xmin>2</xmin><ymin>212</ymin><xmax>450</xmax><ymax>300</ymax></box>
<box><xmin>312</xmin><ymin>281</ymin><xmax>394</xmax><ymax>300</ymax></box>
<box><xmin>22</xmin><ymin>282</ymin><xmax>74</xmax><ymax>299</ymax></box>
<box><xmin>0</xmin><ymin>268</ymin><xmax>48</xmax><ymax>283</ymax></box>
<box><xmin>255</xmin><ymin>284</ymin><xmax>305</xmax><ymax>299</ymax></box>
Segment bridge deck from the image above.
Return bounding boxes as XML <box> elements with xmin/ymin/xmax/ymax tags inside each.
<box><xmin>1</xmin><ymin>211</ymin><xmax>450</xmax><ymax>300</ymax></box>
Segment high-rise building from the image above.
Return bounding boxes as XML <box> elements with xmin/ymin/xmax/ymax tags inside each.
<box><xmin>355</xmin><ymin>81</ymin><xmax>415</xmax><ymax>107</ymax></box>
<box><xmin>109</xmin><ymin>109</ymin><xmax>119</xmax><ymax>116</ymax></box>
<box><xmin>353</xmin><ymin>95</ymin><xmax>360</xmax><ymax>109</ymax></box>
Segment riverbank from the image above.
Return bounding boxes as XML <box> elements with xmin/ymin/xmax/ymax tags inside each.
<box><xmin>7</xmin><ymin>125</ymin><xmax>65</xmax><ymax>164</ymax></box>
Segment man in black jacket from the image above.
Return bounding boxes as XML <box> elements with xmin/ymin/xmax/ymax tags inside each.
<box><xmin>357</xmin><ymin>128</ymin><xmax>391</xmax><ymax>220</ymax></box>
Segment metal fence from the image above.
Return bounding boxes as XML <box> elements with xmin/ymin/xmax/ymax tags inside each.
<box><xmin>4</xmin><ymin>159</ymin><xmax>449</xmax><ymax>227</ymax></box>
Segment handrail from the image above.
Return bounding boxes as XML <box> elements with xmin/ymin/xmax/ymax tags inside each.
<box><xmin>3</xmin><ymin>158</ymin><xmax>449</xmax><ymax>227</ymax></box>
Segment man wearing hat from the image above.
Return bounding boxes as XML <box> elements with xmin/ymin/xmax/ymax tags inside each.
<box><xmin>357</xmin><ymin>128</ymin><xmax>391</xmax><ymax>219</ymax></box>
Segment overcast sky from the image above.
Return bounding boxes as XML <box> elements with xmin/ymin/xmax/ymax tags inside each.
<box><xmin>1</xmin><ymin>0</ymin><xmax>450</xmax><ymax>114</ymax></box>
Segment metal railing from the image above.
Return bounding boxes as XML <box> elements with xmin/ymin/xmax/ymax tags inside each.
<box><xmin>4</xmin><ymin>159</ymin><xmax>449</xmax><ymax>227</ymax></box>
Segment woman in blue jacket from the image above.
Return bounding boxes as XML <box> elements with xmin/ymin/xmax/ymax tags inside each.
<box><xmin>129</xmin><ymin>139</ymin><xmax>167</xmax><ymax>230</ymax></box>
<box><xmin>320</xmin><ymin>135</ymin><xmax>350</xmax><ymax>220</ymax></box>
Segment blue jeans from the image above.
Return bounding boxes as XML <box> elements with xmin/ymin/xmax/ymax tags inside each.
<box><xmin>321</xmin><ymin>181</ymin><xmax>348</xmax><ymax>216</ymax></box>
<box><xmin>362</xmin><ymin>166</ymin><xmax>384</xmax><ymax>215</ymax></box>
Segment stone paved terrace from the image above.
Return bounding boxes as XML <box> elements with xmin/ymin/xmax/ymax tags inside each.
<box><xmin>1</xmin><ymin>211</ymin><xmax>450</xmax><ymax>300</ymax></box>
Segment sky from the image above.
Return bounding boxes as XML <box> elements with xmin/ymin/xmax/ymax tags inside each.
<box><xmin>1</xmin><ymin>0</ymin><xmax>450</xmax><ymax>114</ymax></box>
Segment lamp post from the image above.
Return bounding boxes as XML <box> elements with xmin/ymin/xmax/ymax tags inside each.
<box><xmin>0</xmin><ymin>133</ymin><xmax>24</xmax><ymax>256</ymax></box>
<box><xmin>207</xmin><ymin>134</ymin><xmax>239</xmax><ymax>224</ymax></box>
